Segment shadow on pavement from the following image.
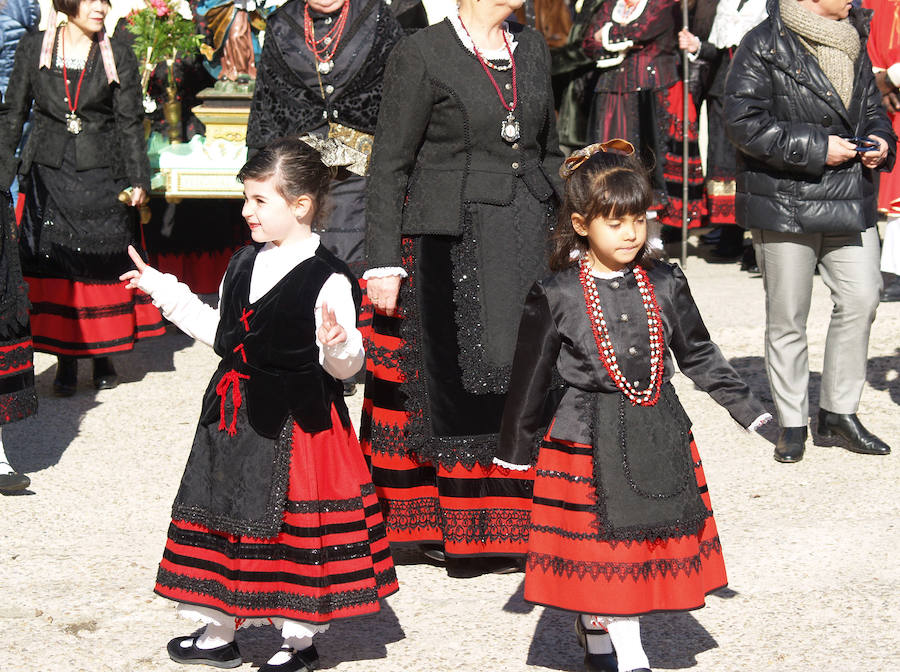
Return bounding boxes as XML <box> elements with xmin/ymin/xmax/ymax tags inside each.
<box><xmin>232</xmin><ymin>602</ymin><xmax>406</xmax><ymax>669</ymax></box>
<box><xmin>2</xmin><ymin>328</ymin><xmax>193</xmax><ymax>473</ymax></box>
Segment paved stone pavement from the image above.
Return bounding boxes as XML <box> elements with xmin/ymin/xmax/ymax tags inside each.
<box><xmin>1</xmin><ymin>254</ymin><xmax>898</xmax><ymax>672</ymax></box>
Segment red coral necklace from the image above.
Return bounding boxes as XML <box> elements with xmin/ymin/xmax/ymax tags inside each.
<box><xmin>456</xmin><ymin>16</ymin><xmax>520</xmax><ymax>144</ymax></box>
<box><xmin>304</xmin><ymin>0</ymin><xmax>351</xmax><ymax>74</ymax></box>
<box><xmin>578</xmin><ymin>256</ymin><xmax>664</xmax><ymax>406</ymax></box>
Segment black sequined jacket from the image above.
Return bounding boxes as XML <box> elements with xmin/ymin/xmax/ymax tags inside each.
<box><xmin>496</xmin><ymin>261</ymin><xmax>767</xmax><ymax>467</ymax></box>
<box><xmin>365</xmin><ymin>19</ymin><xmax>563</xmax><ymax>269</ymax></box>
<box><xmin>0</xmin><ymin>28</ymin><xmax>149</xmax><ymax>191</ymax></box>
<box><xmin>246</xmin><ymin>0</ymin><xmax>404</xmax><ymax>149</ymax></box>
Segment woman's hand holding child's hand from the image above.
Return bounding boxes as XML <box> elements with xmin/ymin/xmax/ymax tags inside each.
<box><xmin>317</xmin><ymin>304</ymin><xmax>347</xmax><ymax>347</ymax></box>
<box><xmin>119</xmin><ymin>245</ymin><xmax>151</xmax><ymax>290</ymax></box>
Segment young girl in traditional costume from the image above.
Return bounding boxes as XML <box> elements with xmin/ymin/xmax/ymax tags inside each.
<box><xmin>121</xmin><ymin>138</ymin><xmax>397</xmax><ymax>672</ymax></box>
<box><xmin>495</xmin><ymin>141</ymin><xmax>770</xmax><ymax>672</ymax></box>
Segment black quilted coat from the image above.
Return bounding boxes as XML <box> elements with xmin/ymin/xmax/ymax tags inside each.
<box><xmin>724</xmin><ymin>0</ymin><xmax>895</xmax><ymax>234</ymax></box>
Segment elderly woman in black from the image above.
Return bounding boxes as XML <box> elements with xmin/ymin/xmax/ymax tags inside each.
<box><xmin>363</xmin><ymin>0</ymin><xmax>563</xmax><ymax>565</ymax></box>
<box><xmin>247</xmin><ymin>0</ymin><xmax>406</xmax><ymax>279</ymax></box>
<box><xmin>0</xmin><ymin>0</ymin><xmax>162</xmax><ymax>394</ymax></box>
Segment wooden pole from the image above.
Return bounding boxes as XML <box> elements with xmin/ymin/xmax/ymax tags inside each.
<box><xmin>681</xmin><ymin>0</ymin><xmax>690</xmax><ymax>267</ymax></box>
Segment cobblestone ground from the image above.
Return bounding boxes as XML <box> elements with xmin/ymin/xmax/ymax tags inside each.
<box><xmin>1</xmin><ymin>250</ymin><xmax>898</xmax><ymax>672</ymax></box>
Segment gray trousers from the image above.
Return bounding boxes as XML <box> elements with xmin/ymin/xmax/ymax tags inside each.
<box><xmin>751</xmin><ymin>227</ymin><xmax>883</xmax><ymax>428</ymax></box>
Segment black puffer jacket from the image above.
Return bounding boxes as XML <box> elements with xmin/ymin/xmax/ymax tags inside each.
<box><xmin>724</xmin><ymin>0</ymin><xmax>895</xmax><ymax>234</ymax></box>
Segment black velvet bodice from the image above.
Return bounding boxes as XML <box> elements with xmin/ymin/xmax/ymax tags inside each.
<box><xmin>202</xmin><ymin>243</ymin><xmax>361</xmax><ymax>437</ymax></box>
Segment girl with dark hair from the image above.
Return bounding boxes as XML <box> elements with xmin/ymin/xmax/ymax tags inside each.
<box><xmin>0</xmin><ymin>0</ymin><xmax>165</xmax><ymax>394</ymax></box>
<box><xmin>121</xmin><ymin>138</ymin><xmax>397</xmax><ymax>672</ymax></box>
<box><xmin>495</xmin><ymin>141</ymin><xmax>770</xmax><ymax>672</ymax></box>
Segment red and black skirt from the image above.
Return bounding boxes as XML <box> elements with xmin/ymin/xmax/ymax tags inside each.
<box><xmin>155</xmin><ymin>405</ymin><xmax>398</xmax><ymax>623</ymax></box>
<box><xmin>18</xmin><ymin>156</ymin><xmax>165</xmax><ymax>357</ymax></box>
<box><xmin>524</xmin><ymin>433</ymin><xmax>726</xmax><ymax>616</ymax></box>
<box><xmin>361</xmin><ymin>229</ymin><xmax>542</xmax><ymax>558</ymax></box>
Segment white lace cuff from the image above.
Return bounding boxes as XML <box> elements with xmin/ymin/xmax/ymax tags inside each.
<box><xmin>362</xmin><ymin>267</ymin><xmax>408</xmax><ymax>280</ymax></box>
<box><xmin>601</xmin><ymin>22</ymin><xmax>633</xmax><ymax>52</ymax></box>
<box><xmin>492</xmin><ymin>457</ymin><xmax>531</xmax><ymax>471</ymax></box>
<box><xmin>748</xmin><ymin>413</ymin><xmax>773</xmax><ymax>433</ymax></box>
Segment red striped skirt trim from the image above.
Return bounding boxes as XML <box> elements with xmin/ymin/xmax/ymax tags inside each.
<box><xmin>362</xmin><ymin>307</ymin><xmax>532</xmax><ymax>557</ymax></box>
<box><xmin>156</xmin><ymin>408</ymin><xmax>398</xmax><ymax>623</ymax></box>
<box><xmin>26</xmin><ymin>276</ymin><xmax>165</xmax><ymax>356</ymax></box>
<box><xmin>524</xmin><ymin>435</ymin><xmax>726</xmax><ymax>616</ymax></box>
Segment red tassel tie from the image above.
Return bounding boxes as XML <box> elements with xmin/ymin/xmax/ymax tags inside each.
<box><xmin>216</xmin><ymin>369</ymin><xmax>250</xmax><ymax>436</ymax></box>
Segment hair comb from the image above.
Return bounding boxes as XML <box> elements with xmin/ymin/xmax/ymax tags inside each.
<box><xmin>559</xmin><ymin>139</ymin><xmax>635</xmax><ymax>179</ymax></box>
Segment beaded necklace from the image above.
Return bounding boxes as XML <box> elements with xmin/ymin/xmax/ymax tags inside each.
<box><xmin>578</xmin><ymin>257</ymin><xmax>663</xmax><ymax>406</ymax></box>
<box><xmin>60</xmin><ymin>27</ymin><xmax>93</xmax><ymax>135</ymax></box>
<box><xmin>456</xmin><ymin>16</ymin><xmax>520</xmax><ymax>143</ymax></box>
<box><xmin>304</xmin><ymin>0</ymin><xmax>351</xmax><ymax>74</ymax></box>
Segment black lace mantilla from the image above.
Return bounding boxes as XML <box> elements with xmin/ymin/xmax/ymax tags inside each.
<box><xmin>526</xmin><ymin>537</ymin><xmax>722</xmax><ymax>582</ymax></box>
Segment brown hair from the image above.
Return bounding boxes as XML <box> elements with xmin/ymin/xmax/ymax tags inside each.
<box><xmin>53</xmin><ymin>0</ymin><xmax>111</xmax><ymax>18</ymax></box>
<box><xmin>549</xmin><ymin>150</ymin><xmax>660</xmax><ymax>271</ymax></box>
<box><xmin>238</xmin><ymin>138</ymin><xmax>332</xmax><ymax>225</ymax></box>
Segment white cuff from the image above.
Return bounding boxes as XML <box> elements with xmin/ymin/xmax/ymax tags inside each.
<box><xmin>601</xmin><ymin>22</ymin><xmax>633</xmax><ymax>52</ymax></box>
<box><xmin>492</xmin><ymin>457</ymin><xmax>531</xmax><ymax>471</ymax></box>
<box><xmin>748</xmin><ymin>413</ymin><xmax>773</xmax><ymax>433</ymax></box>
<box><xmin>363</xmin><ymin>267</ymin><xmax>408</xmax><ymax>280</ymax></box>
<box><xmin>886</xmin><ymin>63</ymin><xmax>900</xmax><ymax>88</ymax></box>
<box><xmin>686</xmin><ymin>49</ymin><xmax>700</xmax><ymax>62</ymax></box>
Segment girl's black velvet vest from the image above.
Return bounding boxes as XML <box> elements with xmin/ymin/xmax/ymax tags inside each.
<box><xmin>200</xmin><ymin>243</ymin><xmax>360</xmax><ymax>438</ymax></box>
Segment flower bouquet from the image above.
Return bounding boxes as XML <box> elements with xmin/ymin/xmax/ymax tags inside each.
<box><xmin>125</xmin><ymin>0</ymin><xmax>204</xmax><ymax>141</ymax></box>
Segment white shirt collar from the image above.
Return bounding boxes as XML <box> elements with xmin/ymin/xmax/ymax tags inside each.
<box><xmin>448</xmin><ymin>13</ymin><xmax>518</xmax><ymax>59</ymax></box>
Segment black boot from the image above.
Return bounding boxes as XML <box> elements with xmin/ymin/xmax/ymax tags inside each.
<box><xmin>92</xmin><ymin>357</ymin><xmax>118</xmax><ymax>390</ymax></box>
<box><xmin>882</xmin><ymin>273</ymin><xmax>900</xmax><ymax>302</ymax></box>
<box><xmin>53</xmin><ymin>357</ymin><xmax>78</xmax><ymax>397</ymax></box>
<box><xmin>817</xmin><ymin>410</ymin><xmax>891</xmax><ymax>455</ymax></box>
<box><xmin>773</xmin><ymin>426</ymin><xmax>807</xmax><ymax>463</ymax></box>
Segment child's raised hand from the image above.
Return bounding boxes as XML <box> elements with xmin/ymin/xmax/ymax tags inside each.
<box><xmin>119</xmin><ymin>245</ymin><xmax>151</xmax><ymax>290</ymax></box>
<box><xmin>317</xmin><ymin>304</ymin><xmax>347</xmax><ymax>347</ymax></box>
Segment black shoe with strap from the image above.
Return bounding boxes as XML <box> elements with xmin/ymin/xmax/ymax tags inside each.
<box><xmin>817</xmin><ymin>410</ymin><xmax>891</xmax><ymax>456</ymax></box>
<box><xmin>773</xmin><ymin>426</ymin><xmax>807</xmax><ymax>463</ymax></box>
<box><xmin>0</xmin><ymin>470</ymin><xmax>30</xmax><ymax>493</ymax></box>
<box><xmin>259</xmin><ymin>645</ymin><xmax>319</xmax><ymax>672</ymax></box>
<box><xmin>575</xmin><ymin>616</ymin><xmax>618</xmax><ymax>672</ymax></box>
<box><xmin>166</xmin><ymin>635</ymin><xmax>242</xmax><ymax>668</ymax></box>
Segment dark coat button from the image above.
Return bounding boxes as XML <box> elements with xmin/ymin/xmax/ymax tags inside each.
<box><xmin>822</xmin><ymin>114</ymin><xmax>831</xmax><ymax>127</ymax></box>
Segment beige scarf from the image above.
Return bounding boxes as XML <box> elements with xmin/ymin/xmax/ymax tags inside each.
<box><xmin>779</xmin><ymin>0</ymin><xmax>860</xmax><ymax>108</ymax></box>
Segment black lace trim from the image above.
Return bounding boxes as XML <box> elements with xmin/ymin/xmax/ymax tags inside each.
<box><xmin>0</xmin><ymin>345</ymin><xmax>33</xmax><ymax>374</ymax></box>
<box><xmin>442</xmin><ymin>507</ymin><xmax>530</xmax><ymax>544</ymax></box>
<box><xmin>172</xmin><ymin>419</ymin><xmax>295</xmax><ymax>539</ymax></box>
<box><xmin>363</xmin><ymin>341</ymin><xmax>400</xmax><ymax>370</ymax></box>
<box><xmin>383</xmin><ymin>496</ymin><xmax>442</xmax><ymax>532</ymax></box>
<box><xmin>536</xmin><ymin>468</ymin><xmax>593</xmax><ymax>484</ymax></box>
<box><xmin>284</xmin><ymin>483</ymin><xmax>377</xmax><ymax>514</ymax></box>
<box><xmin>526</xmin><ymin>537</ymin><xmax>722</xmax><ymax>582</ymax></box>
<box><xmin>367</xmin><ymin>419</ymin><xmax>417</xmax><ymax>460</ymax></box>
<box><xmin>156</xmin><ymin>567</ymin><xmax>391</xmax><ymax>616</ymax></box>
<box><xmin>452</xmin><ymin>211</ymin><xmax>512</xmax><ymax>395</ymax></box>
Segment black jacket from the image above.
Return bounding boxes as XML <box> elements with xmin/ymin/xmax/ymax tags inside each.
<box><xmin>496</xmin><ymin>261</ymin><xmax>767</xmax><ymax>465</ymax></box>
<box><xmin>246</xmin><ymin>0</ymin><xmax>404</xmax><ymax>148</ymax></box>
<box><xmin>0</xmin><ymin>28</ymin><xmax>150</xmax><ymax>191</ymax></box>
<box><xmin>724</xmin><ymin>0</ymin><xmax>895</xmax><ymax>234</ymax></box>
<box><xmin>366</xmin><ymin>19</ymin><xmax>563</xmax><ymax>268</ymax></box>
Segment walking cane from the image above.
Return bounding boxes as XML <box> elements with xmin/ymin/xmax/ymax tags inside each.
<box><xmin>680</xmin><ymin>0</ymin><xmax>690</xmax><ymax>267</ymax></box>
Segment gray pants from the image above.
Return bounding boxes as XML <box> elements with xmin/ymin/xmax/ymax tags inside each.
<box><xmin>751</xmin><ymin>227</ymin><xmax>882</xmax><ymax>428</ymax></box>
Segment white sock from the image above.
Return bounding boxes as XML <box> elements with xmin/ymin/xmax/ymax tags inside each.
<box><xmin>193</xmin><ymin>621</ymin><xmax>235</xmax><ymax>649</ymax></box>
<box><xmin>266</xmin><ymin>635</ymin><xmax>313</xmax><ymax>665</ymax></box>
<box><xmin>595</xmin><ymin>616</ymin><xmax>650</xmax><ymax>672</ymax></box>
<box><xmin>0</xmin><ymin>427</ymin><xmax>14</xmax><ymax>475</ymax></box>
<box><xmin>581</xmin><ymin>614</ymin><xmax>614</xmax><ymax>654</ymax></box>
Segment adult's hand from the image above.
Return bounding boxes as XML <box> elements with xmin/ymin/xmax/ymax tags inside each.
<box><xmin>826</xmin><ymin>136</ymin><xmax>858</xmax><ymax>166</ymax></box>
<box><xmin>130</xmin><ymin>186</ymin><xmax>148</xmax><ymax>207</ymax></box>
<box><xmin>678</xmin><ymin>28</ymin><xmax>700</xmax><ymax>54</ymax></box>
<box><xmin>861</xmin><ymin>135</ymin><xmax>889</xmax><ymax>169</ymax></box>
<box><xmin>874</xmin><ymin>72</ymin><xmax>900</xmax><ymax>113</ymax></box>
<box><xmin>367</xmin><ymin>275</ymin><xmax>402</xmax><ymax>316</ymax></box>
